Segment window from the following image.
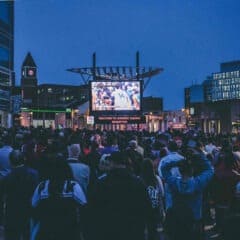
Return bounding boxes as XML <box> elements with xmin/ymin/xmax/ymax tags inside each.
<box><xmin>0</xmin><ymin>47</ymin><xmax>9</xmax><ymax>68</ymax></box>
<box><xmin>0</xmin><ymin>2</ymin><xmax>11</xmax><ymax>24</ymax></box>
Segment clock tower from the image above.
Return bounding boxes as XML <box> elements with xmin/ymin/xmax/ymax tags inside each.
<box><xmin>21</xmin><ymin>52</ymin><xmax>38</xmax><ymax>106</ymax></box>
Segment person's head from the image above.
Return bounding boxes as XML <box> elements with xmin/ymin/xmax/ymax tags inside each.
<box><xmin>160</xmin><ymin>148</ymin><xmax>168</xmax><ymax>158</ymax></box>
<box><xmin>49</xmin><ymin>153</ymin><xmax>73</xmax><ymax>182</ymax></box>
<box><xmin>99</xmin><ymin>154</ymin><xmax>111</xmax><ymax>172</ymax></box>
<box><xmin>141</xmin><ymin>158</ymin><xmax>156</xmax><ymax>186</ymax></box>
<box><xmin>219</xmin><ymin>150</ymin><xmax>235</xmax><ymax>169</ymax></box>
<box><xmin>105</xmin><ymin>135</ymin><xmax>116</xmax><ymax>147</ymax></box>
<box><xmin>93</xmin><ymin>134</ymin><xmax>102</xmax><ymax>146</ymax></box>
<box><xmin>109</xmin><ymin>151</ymin><xmax>127</xmax><ymax>169</ymax></box>
<box><xmin>152</xmin><ymin>140</ymin><xmax>164</xmax><ymax>151</ymax></box>
<box><xmin>233</xmin><ymin>144</ymin><xmax>240</xmax><ymax>152</ymax></box>
<box><xmin>168</xmin><ymin>140</ymin><xmax>178</xmax><ymax>152</ymax></box>
<box><xmin>174</xmin><ymin>136</ymin><xmax>183</xmax><ymax>148</ymax></box>
<box><xmin>9</xmin><ymin>150</ymin><xmax>24</xmax><ymax>167</ymax></box>
<box><xmin>178</xmin><ymin>159</ymin><xmax>193</xmax><ymax>177</ymax></box>
<box><xmin>147</xmin><ymin>153</ymin><xmax>160</xmax><ymax>172</ymax></box>
<box><xmin>196</xmin><ymin>141</ymin><xmax>204</xmax><ymax>151</ymax></box>
<box><xmin>103</xmin><ymin>96</ymin><xmax>112</xmax><ymax>106</ymax></box>
<box><xmin>1</xmin><ymin>134</ymin><xmax>12</xmax><ymax>146</ymax></box>
<box><xmin>68</xmin><ymin>144</ymin><xmax>80</xmax><ymax>159</ymax></box>
<box><xmin>128</xmin><ymin>140</ymin><xmax>138</xmax><ymax>150</ymax></box>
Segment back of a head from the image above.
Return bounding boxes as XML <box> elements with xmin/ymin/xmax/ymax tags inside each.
<box><xmin>141</xmin><ymin>158</ymin><xmax>156</xmax><ymax>186</ymax></box>
<box><xmin>49</xmin><ymin>153</ymin><xmax>73</xmax><ymax>182</ymax></box>
<box><xmin>68</xmin><ymin>144</ymin><xmax>80</xmax><ymax>159</ymax></box>
<box><xmin>9</xmin><ymin>150</ymin><xmax>24</xmax><ymax>167</ymax></box>
<box><xmin>178</xmin><ymin>159</ymin><xmax>193</xmax><ymax>177</ymax></box>
<box><xmin>1</xmin><ymin>134</ymin><xmax>12</xmax><ymax>146</ymax></box>
<box><xmin>128</xmin><ymin>140</ymin><xmax>138</xmax><ymax>150</ymax></box>
<box><xmin>168</xmin><ymin>140</ymin><xmax>178</xmax><ymax>152</ymax></box>
<box><xmin>106</xmin><ymin>135</ymin><xmax>115</xmax><ymax>146</ymax></box>
<box><xmin>110</xmin><ymin>151</ymin><xmax>127</xmax><ymax>166</ymax></box>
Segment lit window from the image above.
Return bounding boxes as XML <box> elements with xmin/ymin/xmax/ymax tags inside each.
<box><xmin>48</xmin><ymin>88</ymin><xmax>52</xmax><ymax>93</ymax></box>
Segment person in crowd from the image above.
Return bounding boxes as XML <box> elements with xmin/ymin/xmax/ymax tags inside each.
<box><xmin>232</xmin><ymin>144</ymin><xmax>240</xmax><ymax>172</ymax></box>
<box><xmin>0</xmin><ymin>134</ymin><xmax>13</xmax><ymax>225</ymax></box>
<box><xmin>0</xmin><ymin>134</ymin><xmax>13</xmax><ymax>180</ymax></box>
<box><xmin>164</xmin><ymin>202</ymin><xmax>195</xmax><ymax>240</ymax></box>
<box><xmin>84</xmin><ymin>140</ymin><xmax>101</xmax><ymax>186</ymax></box>
<box><xmin>81</xmin><ymin>139</ymin><xmax>91</xmax><ymax>156</ymax></box>
<box><xmin>100</xmin><ymin>134</ymin><xmax>119</xmax><ymax>155</ymax></box>
<box><xmin>21</xmin><ymin>132</ymin><xmax>36</xmax><ymax>168</ymax></box>
<box><xmin>31</xmin><ymin>154</ymin><xmax>87</xmax><ymax>240</ymax></box>
<box><xmin>87</xmin><ymin>151</ymin><xmax>152</xmax><ymax>240</ymax></box>
<box><xmin>141</xmin><ymin>158</ymin><xmax>165</xmax><ymax>240</ymax></box>
<box><xmin>91</xmin><ymin>134</ymin><xmax>104</xmax><ymax>153</ymax></box>
<box><xmin>130</xmin><ymin>135</ymin><xmax>144</xmax><ymax>157</ymax></box>
<box><xmin>161</xmin><ymin>151</ymin><xmax>214</xmax><ymax>240</ymax></box>
<box><xmin>126</xmin><ymin>140</ymin><xmax>144</xmax><ymax>176</ymax></box>
<box><xmin>151</xmin><ymin>140</ymin><xmax>165</xmax><ymax>159</ymax></box>
<box><xmin>211</xmin><ymin>149</ymin><xmax>240</xmax><ymax>236</ymax></box>
<box><xmin>2</xmin><ymin>150</ymin><xmax>39</xmax><ymax>240</ymax></box>
<box><xmin>158</xmin><ymin>140</ymin><xmax>184</xmax><ymax>209</ymax></box>
<box><xmin>205</xmin><ymin>138</ymin><xmax>217</xmax><ymax>155</ymax></box>
<box><xmin>67</xmin><ymin>144</ymin><xmax>90</xmax><ymax>194</ymax></box>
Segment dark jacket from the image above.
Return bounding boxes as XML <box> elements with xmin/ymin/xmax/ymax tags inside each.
<box><xmin>2</xmin><ymin>166</ymin><xmax>39</xmax><ymax>228</ymax></box>
<box><xmin>212</xmin><ymin>161</ymin><xmax>240</xmax><ymax>206</ymax></box>
<box><xmin>87</xmin><ymin>168</ymin><xmax>151</xmax><ymax>240</ymax></box>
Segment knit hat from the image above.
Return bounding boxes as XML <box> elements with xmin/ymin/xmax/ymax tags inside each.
<box><xmin>128</xmin><ymin>140</ymin><xmax>138</xmax><ymax>149</ymax></box>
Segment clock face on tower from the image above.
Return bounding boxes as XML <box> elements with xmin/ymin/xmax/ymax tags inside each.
<box><xmin>27</xmin><ymin>68</ymin><xmax>36</xmax><ymax>77</ymax></box>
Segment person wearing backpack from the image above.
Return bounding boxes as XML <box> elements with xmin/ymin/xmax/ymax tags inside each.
<box><xmin>161</xmin><ymin>151</ymin><xmax>214</xmax><ymax>240</ymax></box>
<box><xmin>31</xmin><ymin>153</ymin><xmax>87</xmax><ymax>240</ymax></box>
<box><xmin>141</xmin><ymin>158</ymin><xmax>165</xmax><ymax>240</ymax></box>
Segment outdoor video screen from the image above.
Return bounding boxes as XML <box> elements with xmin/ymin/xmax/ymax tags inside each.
<box><xmin>91</xmin><ymin>81</ymin><xmax>141</xmax><ymax>112</ymax></box>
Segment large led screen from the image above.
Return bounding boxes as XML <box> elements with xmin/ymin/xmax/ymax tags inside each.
<box><xmin>90</xmin><ymin>81</ymin><xmax>141</xmax><ymax>112</ymax></box>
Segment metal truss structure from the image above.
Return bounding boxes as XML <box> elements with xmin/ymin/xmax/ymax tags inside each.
<box><xmin>67</xmin><ymin>66</ymin><xmax>163</xmax><ymax>91</ymax></box>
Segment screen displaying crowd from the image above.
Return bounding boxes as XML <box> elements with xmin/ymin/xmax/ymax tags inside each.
<box><xmin>91</xmin><ymin>81</ymin><xmax>141</xmax><ymax>111</ymax></box>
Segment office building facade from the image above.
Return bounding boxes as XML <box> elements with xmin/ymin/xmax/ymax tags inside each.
<box><xmin>185</xmin><ymin>60</ymin><xmax>240</xmax><ymax>133</ymax></box>
<box><xmin>0</xmin><ymin>1</ymin><xmax>14</xmax><ymax>127</ymax></box>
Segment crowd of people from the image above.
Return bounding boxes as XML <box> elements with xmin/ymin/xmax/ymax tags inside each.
<box><xmin>0</xmin><ymin>126</ymin><xmax>240</xmax><ymax>240</ymax></box>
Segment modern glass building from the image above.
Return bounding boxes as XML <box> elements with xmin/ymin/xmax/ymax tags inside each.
<box><xmin>0</xmin><ymin>1</ymin><xmax>14</xmax><ymax>126</ymax></box>
<box><xmin>184</xmin><ymin>60</ymin><xmax>240</xmax><ymax>133</ymax></box>
<box><xmin>210</xmin><ymin>61</ymin><xmax>240</xmax><ymax>101</ymax></box>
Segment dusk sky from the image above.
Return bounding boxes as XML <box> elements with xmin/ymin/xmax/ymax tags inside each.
<box><xmin>15</xmin><ymin>0</ymin><xmax>240</xmax><ymax>110</ymax></box>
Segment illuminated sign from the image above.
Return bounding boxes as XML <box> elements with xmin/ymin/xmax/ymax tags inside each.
<box><xmin>95</xmin><ymin>115</ymin><xmax>145</xmax><ymax>124</ymax></box>
<box><xmin>87</xmin><ymin>116</ymin><xmax>94</xmax><ymax>125</ymax></box>
<box><xmin>21</xmin><ymin>108</ymin><xmax>70</xmax><ymax>113</ymax></box>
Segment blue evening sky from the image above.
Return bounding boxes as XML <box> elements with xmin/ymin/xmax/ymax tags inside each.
<box><xmin>15</xmin><ymin>0</ymin><xmax>240</xmax><ymax>110</ymax></box>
